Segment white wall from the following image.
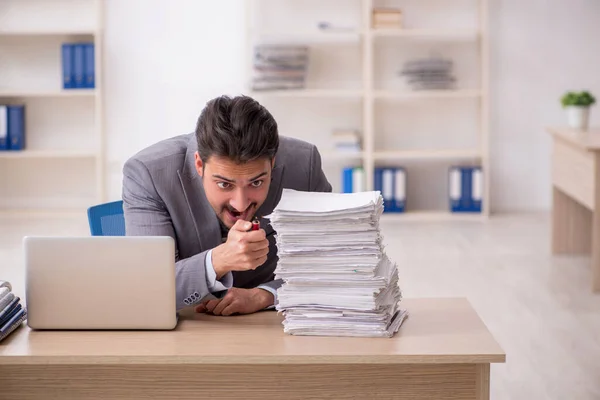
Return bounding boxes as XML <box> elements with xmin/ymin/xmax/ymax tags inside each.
<box><xmin>103</xmin><ymin>0</ymin><xmax>600</xmax><ymax>212</ymax></box>
<box><xmin>489</xmin><ymin>0</ymin><xmax>600</xmax><ymax>211</ymax></box>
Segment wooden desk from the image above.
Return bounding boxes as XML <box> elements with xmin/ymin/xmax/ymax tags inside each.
<box><xmin>547</xmin><ymin>127</ymin><xmax>600</xmax><ymax>292</ymax></box>
<box><xmin>0</xmin><ymin>297</ymin><xmax>505</xmax><ymax>400</ymax></box>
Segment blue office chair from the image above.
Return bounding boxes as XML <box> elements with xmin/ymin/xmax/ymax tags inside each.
<box><xmin>87</xmin><ymin>200</ymin><xmax>126</xmax><ymax>236</ymax></box>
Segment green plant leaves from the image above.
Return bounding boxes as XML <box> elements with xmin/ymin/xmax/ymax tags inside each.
<box><xmin>561</xmin><ymin>91</ymin><xmax>597</xmax><ymax>107</ymax></box>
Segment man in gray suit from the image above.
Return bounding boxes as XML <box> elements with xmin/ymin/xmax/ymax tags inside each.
<box><xmin>122</xmin><ymin>95</ymin><xmax>332</xmax><ymax>315</ymax></box>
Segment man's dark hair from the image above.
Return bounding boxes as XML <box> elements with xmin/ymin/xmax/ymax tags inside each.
<box><xmin>195</xmin><ymin>95</ymin><xmax>279</xmax><ymax>164</ymax></box>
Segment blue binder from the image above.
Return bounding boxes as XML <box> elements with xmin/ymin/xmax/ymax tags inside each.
<box><xmin>73</xmin><ymin>43</ymin><xmax>85</xmax><ymax>88</ymax></box>
<box><xmin>375</xmin><ymin>167</ymin><xmax>406</xmax><ymax>213</ymax></box>
<box><xmin>342</xmin><ymin>167</ymin><xmax>354</xmax><ymax>193</ymax></box>
<box><xmin>342</xmin><ymin>167</ymin><xmax>365</xmax><ymax>193</ymax></box>
<box><xmin>393</xmin><ymin>167</ymin><xmax>406</xmax><ymax>212</ymax></box>
<box><xmin>84</xmin><ymin>43</ymin><xmax>95</xmax><ymax>88</ymax></box>
<box><xmin>7</xmin><ymin>105</ymin><xmax>25</xmax><ymax>151</ymax></box>
<box><xmin>0</xmin><ymin>105</ymin><xmax>7</xmax><ymax>150</ymax></box>
<box><xmin>449</xmin><ymin>166</ymin><xmax>482</xmax><ymax>212</ymax></box>
<box><xmin>61</xmin><ymin>43</ymin><xmax>74</xmax><ymax>89</ymax></box>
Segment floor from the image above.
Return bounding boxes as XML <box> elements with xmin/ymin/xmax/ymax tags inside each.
<box><xmin>1</xmin><ymin>212</ymin><xmax>599</xmax><ymax>399</ymax></box>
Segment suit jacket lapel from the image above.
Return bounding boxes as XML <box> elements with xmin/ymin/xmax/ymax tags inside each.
<box><xmin>177</xmin><ymin>135</ymin><xmax>222</xmax><ymax>252</ymax></box>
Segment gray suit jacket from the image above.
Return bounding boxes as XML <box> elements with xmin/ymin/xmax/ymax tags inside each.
<box><xmin>122</xmin><ymin>133</ymin><xmax>332</xmax><ymax>310</ymax></box>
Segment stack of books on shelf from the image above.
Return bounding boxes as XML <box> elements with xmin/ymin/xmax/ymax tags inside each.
<box><xmin>372</xmin><ymin>7</ymin><xmax>402</xmax><ymax>29</ymax></box>
<box><xmin>61</xmin><ymin>42</ymin><xmax>95</xmax><ymax>89</ymax></box>
<box><xmin>267</xmin><ymin>189</ymin><xmax>408</xmax><ymax>338</ymax></box>
<box><xmin>0</xmin><ymin>104</ymin><xmax>25</xmax><ymax>151</ymax></box>
<box><xmin>251</xmin><ymin>44</ymin><xmax>309</xmax><ymax>91</ymax></box>
<box><xmin>0</xmin><ymin>280</ymin><xmax>27</xmax><ymax>343</ymax></box>
<box><xmin>331</xmin><ymin>129</ymin><xmax>361</xmax><ymax>153</ymax></box>
<box><xmin>399</xmin><ymin>57</ymin><xmax>456</xmax><ymax>91</ymax></box>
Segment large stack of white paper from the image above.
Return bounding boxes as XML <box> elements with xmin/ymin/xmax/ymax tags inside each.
<box><xmin>266</xmin><ymin>189</ymin><xmax>408</xmax><ymax>338</ymax></box>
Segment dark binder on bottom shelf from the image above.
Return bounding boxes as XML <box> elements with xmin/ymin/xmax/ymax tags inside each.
<box><xmin>375</xmin><ymin>167</ymin><xmax>406</xmax><ymax>213</ymax></box>
<box><xmin>7</xmin><ymin>105</ymin><xmax>25</xmax><ymax>150</ymax></box>
<box><xmin>449</xmin><ymin>166</ymin><xmax>482</xmax><ymax>213</ymax></box>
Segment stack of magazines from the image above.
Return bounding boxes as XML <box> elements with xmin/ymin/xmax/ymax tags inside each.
<box><xmin>251</xmin><ymin>44</ymin><xmax>309</xmax><ymax>91</ymax></box>
<box><xmin>0</xmin><ymin>280</ymin><xmax>27</xmax><ymax>342</ymax></box>
<box><xmin>267</xmin><ymin>189</ymin><xmax>408</xmax><ymax>338</ymax></box>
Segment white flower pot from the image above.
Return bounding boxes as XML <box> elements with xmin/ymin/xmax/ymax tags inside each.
<box><xmin>565</xmin><ymin>106</ymin><xmax>590</xmax><ymax>130</ymax></box>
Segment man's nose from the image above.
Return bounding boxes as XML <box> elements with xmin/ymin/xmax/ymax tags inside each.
<box><xmin>230</xmin><ymin>188</ymin><xmax>251</xmax><ymax>212</ymax></box>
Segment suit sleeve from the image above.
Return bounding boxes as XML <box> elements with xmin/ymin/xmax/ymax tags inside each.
<box><xmin>254</xmin><ymin>144</ymin><xmax>333</xmax><ymax>307</ymax></box>
<box><xmin>122</xmin><ymin>158</ymin><xmax>231</xmax><ymax>311</ymax></box>
<box><xmin>309</xmin><ymin>144</ymin><xmax>333</xmax><ymax>193</ymax></box>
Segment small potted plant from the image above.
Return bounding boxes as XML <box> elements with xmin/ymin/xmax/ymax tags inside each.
<box><xmin>561</xmin><ymin>91</ymin><xmax>596</xmax><ymax>130</ymax></box>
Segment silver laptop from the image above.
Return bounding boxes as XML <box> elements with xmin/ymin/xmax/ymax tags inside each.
<box><xmin>24</xmin><ymin>236</ymin><xmax>178</xmax><ymax>330</ymax></box>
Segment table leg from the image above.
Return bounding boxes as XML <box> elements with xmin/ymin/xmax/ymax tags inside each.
<box><xmin>476</xmin><ymin>364</ymin><xmax>490</xmax><ymax>400</ymax></box>
<box><xmin>552</xmin><ymin>187</ymin><xmax>591</xmax><ymax>255</ymax></box>
<box><xmin>593</xmin><ymin>154</ymin><xmax>600</xmax><ymax>292</ymax></box>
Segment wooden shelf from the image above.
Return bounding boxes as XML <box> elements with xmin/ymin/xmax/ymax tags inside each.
<box><xmin>373</xmin><ymin>149</ymin><xmax>481</xmax><ymax>161</ymax></box>
<box><xmin>0</xmin><ymin>150</ymin><xmax>98</xmax><ymax>159</ymax></box>
<box><xmin>380</xmin><ymin>211</ymin><xmax>486</xmax><ymax>222</ymax></box>
<box><xmin>0</xmin><ymin>89</ymin><xmax>96</xmax><ymax>98</ymax></box>
<box><xmin>0</xmin><ymin>29</ymin><xmax>96</xmax><ymax>36</ymax></box>
<box><xmin>371</xmin><ymin>29</ymin><xmax>479</xmax><ymax>40</ymax></box>
<box><xmin>0</xmin><ymin>208</ymin><xmax>87</xmax><ymax>219</ymax></box>
<box><xmin>321</xmin><ymin>150</ymin><xmax>365</xmax><ymax>160</ymax></box>
<box><xmin>375</xmin><ymin>90</ymin><xmax>481</xmax><ymax>100</ymax></box>
<box><xmin>249</xmin><ymin>89</ymin><xmax>363</xmax><ymax>99</ymax></box>
<box><xmin>250</xmin><ymin>30</ymin><xmax>363</xmax><ymax>44</ymax></box>
<box><xmin>247</xmin><ymin>1</ymin><xmax>490</xmax><ymax>216</ymax></box>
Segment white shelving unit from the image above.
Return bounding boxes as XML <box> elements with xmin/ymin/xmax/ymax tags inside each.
<box><xmin>0</xmin><ymin>0</ymin><xmax>104</xmax><ymax>217</ymax></box>
<box><xmin>247</xmin><ymin>0</ymin><xmax>489</xmax><ymax>220</ymax></box>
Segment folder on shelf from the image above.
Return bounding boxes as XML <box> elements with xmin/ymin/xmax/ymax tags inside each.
<box><xmin>342</xmin><ymin>167</ymin><xmax>365</xmax><ymax>193</ymax></box>
<box><xmin>6</xmin><ymin>105</ymin><xmax>25</xmax><ymax>151</ymax></box>
<box><xmin>374</xmin><ymin>167</ymin><xmax>406</xmax><ymax>213</ymax></box>
<box><xmin>62</xmin><ymin>43</ymin><xmax>74</xmax><ymax>89</ymax></box>
<box><xmin>449</xmin><ymin>166</ymin><xmax>482</xmax><ymax>213</ymax></box>
<box><xmin>84</xmin><ymin>43</ymin><xmax>95</xmax><ymax>88</ymax></box>
<box><xmin>73</xmin><ymin>43</ymin><xmax>85</xmax><ymax>88</ymax></box>
<box><xmin>62</xmin><ymin>42</ymin><xmax>95</xmax><ymax>89</ymax></box>
<box><xmin>0</xmin><ymin>105</ymin><xmax>7</xmax><ymax>150</ymax></box>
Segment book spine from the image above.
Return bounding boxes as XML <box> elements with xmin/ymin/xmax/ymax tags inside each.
<box><xmin>7</xmin><ymin>105</ymin><xmax>25</xmax><ymax>151</ymax></box>
<box><xmin>394</xmin><ymin>168</ymin><xmax>406</xmax><ymax>212</ymax></box>
<box><xmin>84</xmin><ymin>43</ymin><xmax>95</xmax><ymax>89</ymax></box>
<box><xmin>0</xmin><ymin>105</ymin><xmax>7</xmax><ymax>150</ymax></box>
<box><xmin>73</xmin><ymin>44</ymin><xmax>85</xmax><ymax>88</ymax></box>
<box><xmin>62</xmin><ymin>43</ymin><xmax>74</xmax><ymax>89</ymax></box>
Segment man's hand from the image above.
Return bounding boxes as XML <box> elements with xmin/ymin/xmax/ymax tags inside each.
<box><xmin>211</xmin><ymin>219</ymin><xmax>269</xmax><ymax>279</ymax></box>
<box><xmin>195</xmin><ymin>287</ymin><xmax>274</xmax><ymax>316</ymax></box>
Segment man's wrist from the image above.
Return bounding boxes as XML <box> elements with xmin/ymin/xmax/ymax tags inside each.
<box><xmin>254</xmin><ymin>287</ymin><xmax>275</xmax><ymax>308</ymax></box>
<box><xmin>211</xmin><ymin>244</ymin><xmax>228</xmax><ymax>279</ymax></box>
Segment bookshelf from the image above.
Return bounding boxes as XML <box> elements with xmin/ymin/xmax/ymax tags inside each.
<box><xmin>0</xmin><ymin>0</ymin><xmax>104</xmax><ymax>217</ymax></box>
<box><xmin>246</xmin><ymin>0</ymin><xmax>489</xmax><ymax>220</ymax></box>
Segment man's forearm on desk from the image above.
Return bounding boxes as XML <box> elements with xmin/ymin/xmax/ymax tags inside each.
<box><xmin>257</xmin><ymin>279</ymin><xmax>282</xmax><ymax>310</ymax></box>
<box><xmin>175</xmin><ymin>250</ymin><xmax>232</xmax><ymax>310</ymax></box>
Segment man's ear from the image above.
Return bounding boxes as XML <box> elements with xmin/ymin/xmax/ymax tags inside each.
<box><xmin>194</xmin><ymin>152</ymin><xmax>204</xmax><ymax>177</ymax></box>
<box><xmin>271</xmin><ymin>156</ymin><xmax>276</xmax><ymax>169</ymax></box>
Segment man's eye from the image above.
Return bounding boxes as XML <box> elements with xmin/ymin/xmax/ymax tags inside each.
<box><xmin>251</xmin><ymin>180</ymin><xmax>263</xmax><ymax>188</ymax></box>
<box><xmin>217</xmin><ymin>182</ymin><xmax>231</xmax><ymax>189</ymax></box>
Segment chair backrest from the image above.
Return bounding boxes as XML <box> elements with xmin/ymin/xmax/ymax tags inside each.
<box><xmin>87</xmin><ymin>200</ymin><xmax>125</xmax><ymax>236</ymax></box>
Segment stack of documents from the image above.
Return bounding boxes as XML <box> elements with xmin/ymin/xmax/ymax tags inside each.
<box><xmin>266</xmin><ymin>189</ymin><xmax>408</xmax><ymax>338</ymax></box>
<box><xmin>0</xmin><ymin>280</ymin><xmax>27</xmax><ymax>343</ymax></box>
